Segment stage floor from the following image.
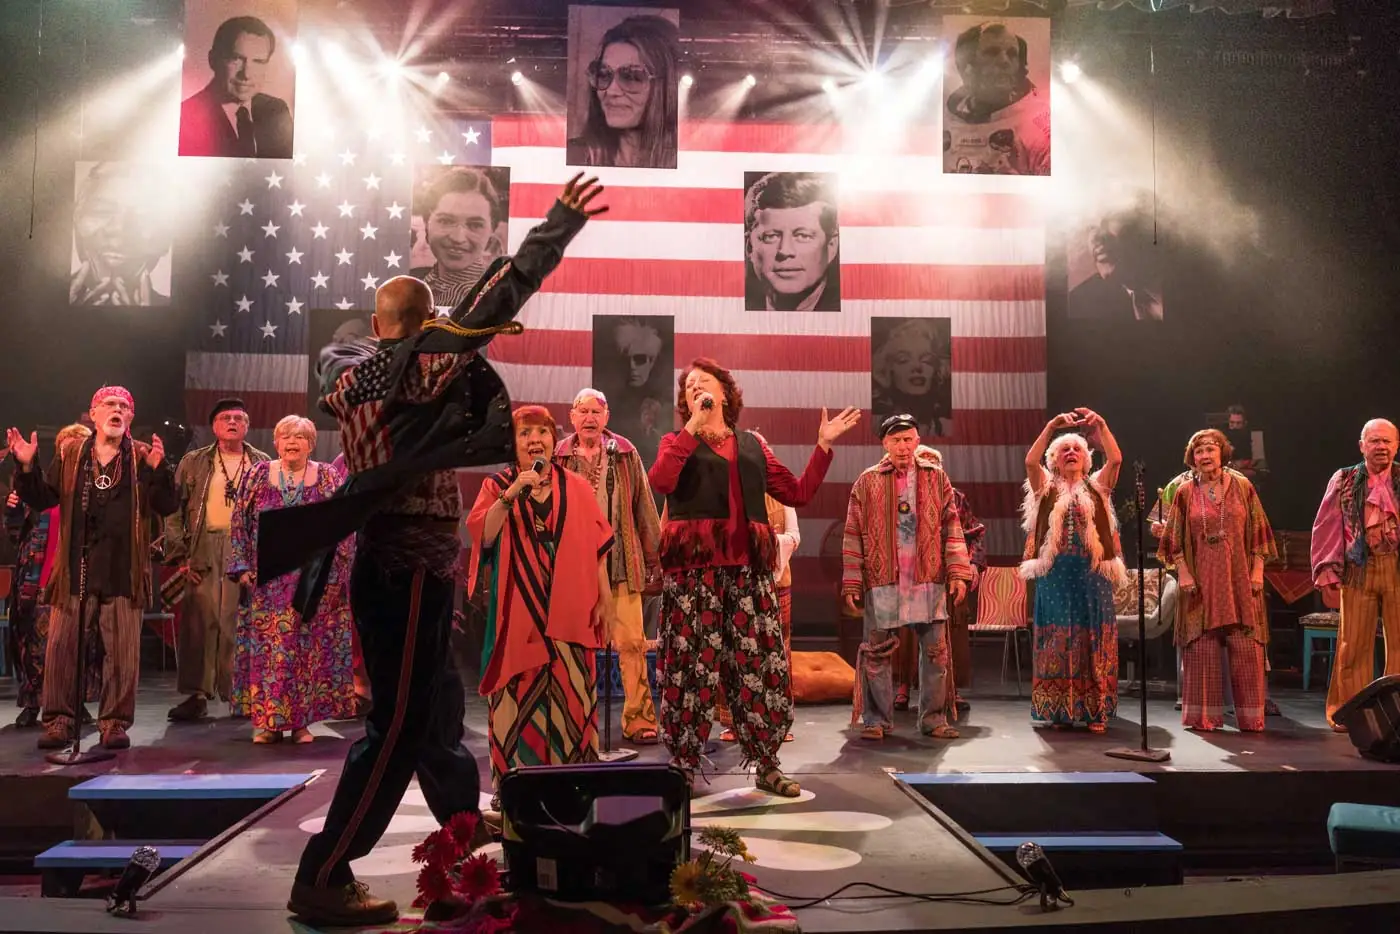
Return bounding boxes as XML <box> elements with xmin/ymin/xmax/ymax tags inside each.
<box><xmin>0</xmin><ymin>673</ymin><xmax>1385</xmax><ymax>781</ymax></box>
<box><xmin>0</xmin><ymin>674</ymin><xmax>1397</xmax><ymax>933</ymax></box>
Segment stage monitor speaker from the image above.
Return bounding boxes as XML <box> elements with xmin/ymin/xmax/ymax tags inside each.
<box><xmin>497</xmin><ymin>762</ymin><xmax>690</xmax><ymax>905</ymax></box>
<box><xmin>1335</xmin><ymin>675</ymin><xmax>1400</xmax><ymax>763</ymax></box>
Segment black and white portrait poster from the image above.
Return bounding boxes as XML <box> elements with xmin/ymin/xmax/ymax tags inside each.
<box><xmin>870</xmin><ymin>317</ymin><xmax>954</xmax><ymax>439</ymax></box>
<box><xmin>70</xmin><ymin>162</ymin><xmax>175</xmax><ymax>306</ymax></box>
<box><xmin>743</xmin><ymin>171</ymin><xmax>841</xmax><ymax>312</ymax></box>
<box><xmin>1067</xmin><ymin>194</ymin><xmax>1164</xmax><ymax>321</ymax></box>
<box><xmin>941</xmin><ymin>16</ymin><xmax>1051</xmax><ymax>176</ymax></box>
<box><xmin>566</xmin><ymin>5</ymin><xmax>680</xmax><ymax>170</ymax></box>
<box><xmin>591</xmin><ymin>315</ymin><xmax>675</xmax><ymax>469</ymax></box>
<box><xmin>306</xmin><ymin>306</ymin><xmax>371</xmax><ymax>443</ymax></box>
<box><xmin>411</xmin><ymin>165</ymin><xmax>511</xmax><ymax>314</ymax></box>
<box><xmin>179</xmin><ymin>0</ymin><xmax>298</xmax><ymax>159</ymax></box>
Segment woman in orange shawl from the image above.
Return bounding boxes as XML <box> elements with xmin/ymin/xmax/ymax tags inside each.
<box><xmin>467</xmin><ymin>406</ymin><xmax>615</xmax><ymax>793</ymax></box>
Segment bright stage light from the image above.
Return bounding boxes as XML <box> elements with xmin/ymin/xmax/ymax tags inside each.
<box><xmin>381</xmin><ymin>59</ymin><xmax>405</xmax><ymax>79</ymax></box>
<box><xmin>863</xmin><ymin>69</ymin><xmax>884</xmax><ymax>88</ymax></box>
<box><xmin>743</xmin><ymin>74</ymin><xmax>756</xmax><ymax>88</ymax></box>
<box><xmin>680</xmin><ymin>73</ymin><xmax>694</xmax><ymax>88</ymax></box>
<box><xmin>511</xmin><ymin>70</ymin><xmax>524</xmax><ymax>86</ymax></box>
<box><xmin>435</xmin><ymin>71</ymin><xmax>450</xmax><ymax>86</ymax></box>
<box><xmin>177</xmin><ymin>43</ymin><xmax>185</xmax><ymax>58</ymax></box>
<box><xmin>1060</xmin><ymin>61</ymin><xmax>1082</xmax><ymax>84</ymax></box>
<box><xmin>920</xmin><ymin>54</ymin><xmax>943</xmax><ymax>80</ymax></box>
<box><xmin>821</xmin><ymin>77</ymin><xmax>837</xmax><ymax>95</ymax></box>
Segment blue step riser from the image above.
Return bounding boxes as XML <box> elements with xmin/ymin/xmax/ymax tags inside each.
<box><xmin>36</xmin><ymin>842</ymin><xmax>201</xmax><ymax>870</ymax></box>
<box><xmin>992</xmin><ymin>850</ymin><xmax>1183</xmax><ymax>889</ymax></box>
<box><xmin>69</xmin><ymin>773</ymin><xmax>313</xmax><ymax>801</ymax></box>
<box><xmin>911</xmin><ymin>784</ymin><xmax>1160</xmax><ymax>835</ymax></box>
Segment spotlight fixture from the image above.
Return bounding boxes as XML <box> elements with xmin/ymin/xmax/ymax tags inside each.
<box><xmin>1059</xmin><ymin>61</ymin><xmax>1082</xmax><ymax>84</ymax></box>
<box><xmin>743</xmin><ymin>73</ymin><xmax>757</xmax><ymax>88</ymax></box>
<box><xmin>680</xmin><ymin>73</ymin><xmax>694</xmax><ymax>88</ymax></box>
<box><xmin>821</xmin><ymin>77</ymin><xmax>837</xmax><ymax>94</ymax></box>
<box><xmin>863</xmin><ymin>69</ymin><xmax>884</xmax><ymax>87</ymax></box>
<box><xmin>435</xmin><ymin>71</ymin><xmax>450</xmax><ymax>86</ymax></box>
<box><xmin>511</xmin><ymin>70</ymin><xmax>525</xmax><ymax>86</ymax></box>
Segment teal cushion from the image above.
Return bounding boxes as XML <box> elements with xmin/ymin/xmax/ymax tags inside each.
<box><xmin>1328</xmin><ymin>803</ymin><xmax>1400</xmax><ymax>861</ymax></box>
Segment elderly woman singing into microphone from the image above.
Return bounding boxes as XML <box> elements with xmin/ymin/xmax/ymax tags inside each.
<box><xmin>467</xmin><ymin>405</ymin><xmax>616</xmax><ymax>794</ymax></box>
<box><xmin>648</xmin><ymin>357</ymin><xmax>860</xmax><ymax>796</ymax></box>
<box><xmin>1158</xmin><ymin>429</ymin><xmax>1275</xmax><ymax>732</ymax></box>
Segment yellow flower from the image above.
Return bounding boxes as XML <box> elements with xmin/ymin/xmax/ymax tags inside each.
<box><xmin>740</xmin><ymin>847</ymin><xmax>757</xmax><ymax>864</ymax></box>
<box><xmin>669</xmin><ymin>861</ymin><xmax>705</xmax><ymax>907</ymax></box>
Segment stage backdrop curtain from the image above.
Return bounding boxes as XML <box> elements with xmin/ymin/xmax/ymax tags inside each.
<box><xmin>926</xmin><ymin>0</ymin><xmax>1333</xmax><ymax>17</ymax></box>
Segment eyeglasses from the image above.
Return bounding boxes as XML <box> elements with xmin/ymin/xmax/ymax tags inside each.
<box><xmin>587</xmin><ymin>61</ymin><xmax>655</xmax><ymax>93</ymax></box>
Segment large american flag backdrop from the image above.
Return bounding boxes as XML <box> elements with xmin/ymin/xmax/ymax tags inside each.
<box><xmin>184</xmin><ymin>113</ymin><xmax>1045</xmax><ymax>614</ymax></box>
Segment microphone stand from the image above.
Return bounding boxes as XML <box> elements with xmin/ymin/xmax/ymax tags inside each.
<box><xmin>1107</xmin><ymin>461</ymin><xmax>1170</xmax><ymax>764</ymax></box>
<box><xmin>597</xmin><ymin>640</ymin><xmax>638</xmax><ymax>763</ymax></box>
<box><xmin>48</xmin><ymin>502</ymin><xmax>115</xmax><ymax>766</ymax></box>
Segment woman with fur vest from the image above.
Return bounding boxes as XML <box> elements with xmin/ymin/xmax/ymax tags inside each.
<box><xmin>1020</xmin><ymin>409</ymin><xmax>1124</xmax><ymax>732</ymax></box>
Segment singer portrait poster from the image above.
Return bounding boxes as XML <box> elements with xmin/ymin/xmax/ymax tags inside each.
<box><xmin>565</xmin><ymin>5</ymin><xmax>681</xmax><ymax>170</ymax></box>
<box><xmin>591</xmin><ymin>315</ymin><xmax>674</xmax><ymax>469</ymax></box>
<box><xmin>178</xmin><ymin>0</ymin><xmax>298</xmax><ymax>159</ymax></box>
<box><xmin>870</xmin><ymin>316</ymin><xmax>954</xmax><ymax>439</ymax></box>
<box><xmin>743</xmin><ymin>171</ymin><xmax>841</xmax><ymax>312</ymax></box>
<box><xmin>70</xmin><ymin>162</ymin><xmax>175</xmax><ymax>307</ymax></box>
<box><xmin>941</xmin><ymin>15</ymin><xmax>1051</xmax><ymax>176</ymax></box>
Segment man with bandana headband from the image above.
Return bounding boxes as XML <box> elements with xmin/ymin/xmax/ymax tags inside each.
<box><xmin>8</xmin><ymin>387</ymin><xmax>179</xmax><ymax>751</ymax></box>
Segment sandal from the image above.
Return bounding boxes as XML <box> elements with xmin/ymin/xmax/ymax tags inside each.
<box><xmin>756</xmin><ymin>770</ymin><xmax>800</xmax><ymax>798</ymax></box>
<box><xmin>253</xmin><ymin>730</ymin><xmax>282</xmax><ymax>744</ymax></box>
<box><xmin>860</xmin><ymin>724</ymin><xmax>885</xmax><ymax>741</ymax></box>
<box><xmin>292</xmin><ymin>728</ymin><xmax>314</xmax><ymax>744</ymax></box>
<box><xmin>624</xmin><ymin>728</ymin><xmax>660</xmax><ymax>745</ymax></box>
<box><xmin>893</xmin><ymin>688</ymin><xmax>910</xmax><ymax>711</ymax></box>
<box><xmin>782</xmin><ymin>732</ymin><xmax>794</xmax><ymax>743</ymax></box>
<box><xmin>923</xmin><ymin>724</ymin><xmax>960</xmax><ymax>740</ymax></box>
<box><xmin>719</xmin><ymin>728</ymin><xmax>737</xmax><ymax>743</ymax></box>
<box><xmin>1088</xmin><ymin>723</ymin><xmax>1107</xmax><ymax>734</ymax></box>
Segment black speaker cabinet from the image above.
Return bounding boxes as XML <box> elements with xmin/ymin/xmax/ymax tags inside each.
<box><xmin>1335</xmin><ymin>674</ymin><xmax>1400</xmax><ymax>763</ymax></box>
<box><xmin>497</xmin><ymin>762</ymin><xmax>690</xmax><ymax>905</ymax></box>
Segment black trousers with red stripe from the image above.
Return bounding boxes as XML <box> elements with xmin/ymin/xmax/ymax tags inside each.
<box><xmin>296</xmin><ymin>560</ymin><xmax>482</xmax><ymax>888</ymax></box>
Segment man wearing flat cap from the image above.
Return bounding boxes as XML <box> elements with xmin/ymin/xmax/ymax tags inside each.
<box><xmin>842</xmin><ymin>413</ymin><xmax>974</xmax><ymax>741</ymax></box>
<box><xmin>164</xmin><ymin>398</ymin><xmax>269</xmax><ymax>721</ymax></box>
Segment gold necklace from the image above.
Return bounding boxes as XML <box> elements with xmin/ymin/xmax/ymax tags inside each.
<box><xmin>695</xmin><ymin>425</ymin><xmax>733</xmax><ymax>444</ymax></box>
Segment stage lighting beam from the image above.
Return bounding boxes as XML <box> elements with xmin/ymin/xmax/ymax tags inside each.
<box><xmin>1060</xmin><ymin>61</ymin><xmax>1082</xmax><ymax>84</ymax></box>
<box><xmin>680</xmin><ymin>73</ymin><xmax>694</xmax><ymax>88</ymax></box>
<box><xmin>743</xmin><ymin>74</ymin><xmax>757</xmax><ymax>88</ymax></box>
<box><xmin>511</xmin><ymin>70</ymin><xmax>525</xmax><ymax>86</ymax></box>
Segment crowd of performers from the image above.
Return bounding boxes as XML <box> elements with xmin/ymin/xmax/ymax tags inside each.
<box><xmin>4</xmin><ymin>173</ymin><xmax>1400</xmax><ymax>924</ymax></box>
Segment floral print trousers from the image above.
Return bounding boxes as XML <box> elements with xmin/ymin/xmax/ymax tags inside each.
<box><xmin>658</xmin><ymin>565</ymin><xmax>793</xmax><ymax>776</ymax></box>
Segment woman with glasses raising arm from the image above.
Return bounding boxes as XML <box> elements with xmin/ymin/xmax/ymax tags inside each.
<box><xmin>567</xmin><ymin>15</ymin><xmax>680</xmax><ymax>169</ymax></box>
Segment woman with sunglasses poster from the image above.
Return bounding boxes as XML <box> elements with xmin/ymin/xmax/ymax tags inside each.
<box><xmin>566</xmin><ymin>9</ymin><xmax>680</xmax><ymax>170</ymax></box>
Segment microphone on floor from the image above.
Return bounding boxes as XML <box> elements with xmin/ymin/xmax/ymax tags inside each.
<box><xmin>1016</xmin><ymin>841</ymin><xmax>1072</xmax><ymax>911</ymax></box>
<box><xmin>107</xmin><ymin>845</ymin><xmax>161</xmax><ymax>916</ymax></box>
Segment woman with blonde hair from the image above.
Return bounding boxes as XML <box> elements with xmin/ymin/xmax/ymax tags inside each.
<box><xmin>227</xmin><ymin>416</ymin><xmax>355</xmax><ymax>743</ymax></box>
<box><xmin>1020</xmin><ymin>409</ymin><xmax>1124</xmax><ymax>732</ymax></box>
<box><xmin>1158</xmin><ymin>429</ymin><xmax>1275</xmax><ymax>731</ymax></box>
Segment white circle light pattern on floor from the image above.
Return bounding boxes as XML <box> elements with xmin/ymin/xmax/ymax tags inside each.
<box><xmin>296</xmin><ymin>783</ymin><xmax>884</xmax><ymax>876</ymax></box>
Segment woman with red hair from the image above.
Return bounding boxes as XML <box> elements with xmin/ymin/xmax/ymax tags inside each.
<box><xmin>649</xmin><ymin>358</ymin><xmax>860</xmax><ymax>796</ymax></box>
<box><xmin>467</xmin><ymin>406</ymin><xmax>615</xmax><ymax>795</ymax></box>
<box><xmin>1158</xmin><ymin>429</ymin><xmax>1276</xmax><ymax>731</ymax></box>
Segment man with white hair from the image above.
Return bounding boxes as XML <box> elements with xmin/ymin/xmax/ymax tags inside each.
<box><xmin>943</xmin><ymin>21</ymin><xmax>1050</xmax><ymax>176</ymax></box>
<box><xmin>1313</xmin><ymin>418</ymin><xmax>1400</xmax><ymax>730</ymax></box>
<box><xmin>7</xmin><ymin>387</ymin><xmax>178</xmax><ymax>751</ymax></box>
<box><xmin>555</xmin><ymin>388</ymin><xmax>663</xmax><ymax>743</ymax></box>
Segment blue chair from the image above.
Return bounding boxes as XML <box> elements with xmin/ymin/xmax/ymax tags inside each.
<box><xmin>1328</xmin><ymin>803</ymin><xmax>1400</xmax><ymax>871</ymax></box>
<box><xmin>1301</xmin><ymin>612</ymin><xmax>1339</xmax><ymax>691</ymax></box>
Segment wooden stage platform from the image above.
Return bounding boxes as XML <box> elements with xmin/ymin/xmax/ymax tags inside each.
<box><xmin>1</xmin><ymin>674</ymin><xmax>1399</xmax><ymax>932</ymax></box>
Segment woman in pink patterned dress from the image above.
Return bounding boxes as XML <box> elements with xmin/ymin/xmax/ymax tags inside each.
<box><xmin>228</xmin><ymin>416</ymin><xmax>355</xmax><ymax>743</ymax></box>
<box><xmin>1158</xmin><ymin>429</ymin><xmax>1276</xmax><ymax>732</ymax></box>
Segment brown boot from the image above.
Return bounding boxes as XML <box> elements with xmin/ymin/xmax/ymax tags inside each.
<box><xmin>101</xmin><ymin>726</ymin><xmax>131</xmax><ymax>750</ymax></box>
<box><xmin>287</xmin><ymin>880</ymin><xmax>397</xmax><ymax>927</ymax></box>
<box><xmin>37</xmin><ymin>722</ymin><xmax>73</xmax><ymax>750</ymax></box>
<box><xmin>168</xmin><ymin>695</ymin><xmax>208</xmax><ymax>722</ymax></box>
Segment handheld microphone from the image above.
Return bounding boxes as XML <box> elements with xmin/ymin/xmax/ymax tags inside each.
<box><xmin>523</xmin><ymin>457</ymin><xmax>547</xmax><ymax>489</ymax></box>
<box><xmin>107</xmin><ymin>845</ymin><xmax>161</xmax><ymax>916</ymax></box>
<box><xmin>700</xmin><ymin>396</ymin><xmax>714</xmax><ymax>411</ymax></box>
<box><xmin>1016</xmin><ymin>842</ymin><xmax>1072</xmax><ymax>911</ymax></box>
